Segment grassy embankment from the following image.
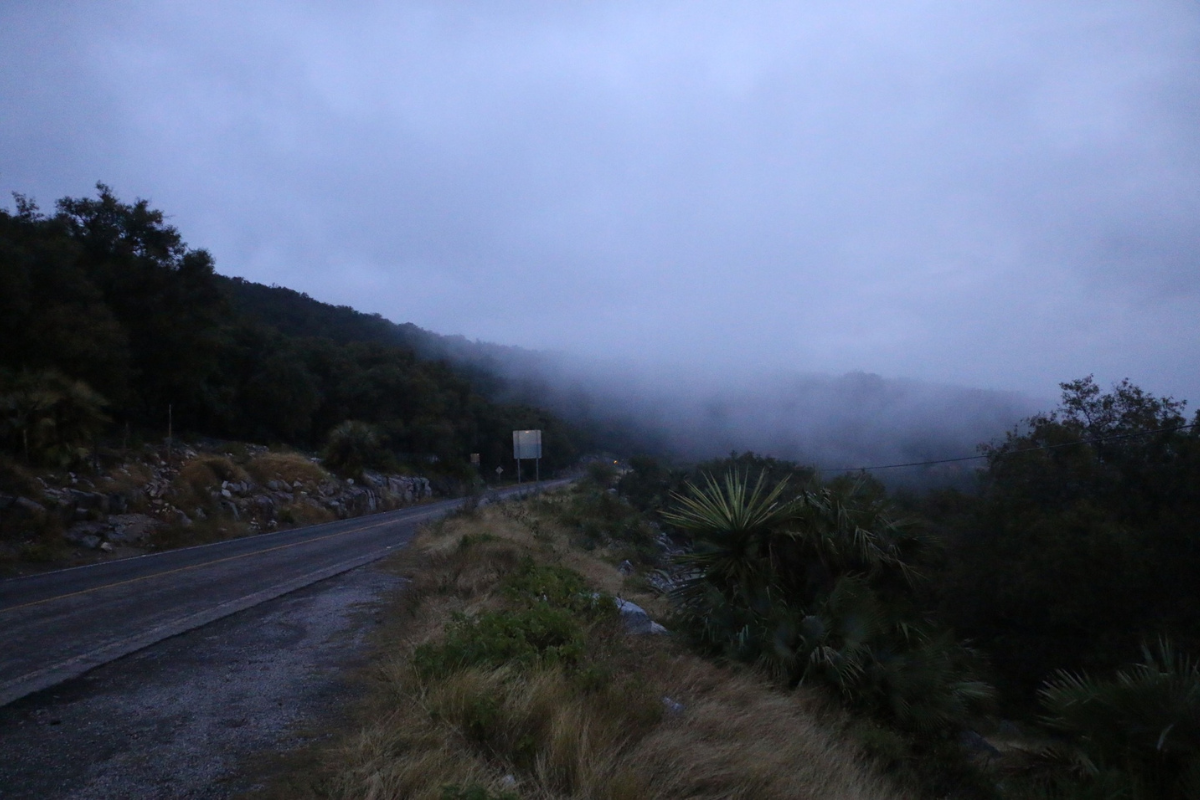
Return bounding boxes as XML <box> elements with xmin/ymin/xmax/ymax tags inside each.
<box><xmin>248</xmin><ymin>485</ymin><xmax>908</xmax><ymax>800</ymax></box>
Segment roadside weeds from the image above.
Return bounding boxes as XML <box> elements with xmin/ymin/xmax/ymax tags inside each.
<box><xmin>244</xmin><ymin>490</ymin><xmax>910</xmax><ymax>800</ymax></box>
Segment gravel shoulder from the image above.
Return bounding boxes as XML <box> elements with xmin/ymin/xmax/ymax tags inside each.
<box><xmin>0</xmin><ymin>563</ymin><xmax>404</xmax><ymax>800</ymax></box>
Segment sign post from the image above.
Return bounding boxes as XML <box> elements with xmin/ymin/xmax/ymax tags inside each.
<box><xmin>512</xmin><ymin>430</ymin><xmax>543</xmax><ymax>486</ymax></box>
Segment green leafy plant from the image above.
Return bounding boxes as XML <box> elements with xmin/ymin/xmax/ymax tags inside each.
<box><xmin>413</xmin><ymin>606</ymin><xmax>586</xmax><ymax>678</ymax></box>
<box><xmin>663</xmin><ymin>469</ymin><xmax>991</xmax><ymax>737</ymax></box>
<box><xmin>321</xmin><ymin>419</ymin><xmax>388</xmax><ymax>477</ymax></box>
<box><xmin>1030</xmin><ymin>639</ymin><xmax>1200</xmax><ymax>799</ymax></box>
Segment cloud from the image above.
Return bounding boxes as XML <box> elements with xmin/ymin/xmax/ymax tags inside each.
<box><xmin>3</xmin><ymin>0</ymin><xmax>1199</xmax><ymax>403</ymax></box>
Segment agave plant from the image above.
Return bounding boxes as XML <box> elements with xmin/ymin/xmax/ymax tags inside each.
<box><xmin>1034</xmin><ymin>639</ymin><xmax>1200</xmax><ymax>799</ymax></box>
<box><xmin>661</xmin><ymin>470</ymin><xmax>794</xmax><ymax>604</ymax></box>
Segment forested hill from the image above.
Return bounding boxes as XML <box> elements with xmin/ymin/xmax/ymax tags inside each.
<box><xmin>224</xmin><ymin>275</ymin><xmax>671</xmax><ymax>457</ymax></box>
<box><xmin>0</xmin><ymin>185</ymin><xmax>579</xmax><ymax>475</ymax></box>
<box><xmin>220</xmin><ymin>275</ymin><xmax>523</xmax><ymax>399</ymax></box>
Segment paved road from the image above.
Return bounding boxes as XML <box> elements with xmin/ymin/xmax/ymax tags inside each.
<box><xmin>0</xmin><ymin>481</ymin><xmax>565</xmax><ymax>707</ymax></box>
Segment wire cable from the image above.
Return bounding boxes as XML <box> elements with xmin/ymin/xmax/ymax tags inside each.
<box><xmin>818</xmin><ymin>421</ymin><xmax>1199</xmax><ymax>474</ymax></box>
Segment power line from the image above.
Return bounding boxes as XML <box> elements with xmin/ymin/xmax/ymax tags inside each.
<box><xmin>819</xmin><ymin>422</ymin><xmax>1199</xmax><ymax>474</ymax></box>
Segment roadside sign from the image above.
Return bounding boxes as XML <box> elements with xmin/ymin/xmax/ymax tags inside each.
<box><xmin>513</xmin><ymin>429</ymin><xmax>543</xmax><ymax>485</ymax></box>
<box><xmin>470</xmin><ymin>453</ymin><xmax>480</xmax><ymax>465</ymax></box>
<box><xmin>512</xmin><ymin>430</ymin><xmax>542</xmax><ymax>459</ymax></box>
<box><xmin>495</xmin><ymin>466</ymin><xmax>503</xmax><ymax>476</ymax></box>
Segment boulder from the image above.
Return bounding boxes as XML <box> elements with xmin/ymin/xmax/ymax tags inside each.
<box><xmin>63</xmin><ymin>521</ymin><xmax>109</xmax><ymax>547</ymax></box>
<box><xmin>65</xmin><ymin>489</ymin><xmax>106</xmax><ymax>510</ymax></box>
<box><xmin>108</xmin><ymin>514</ymin><xmax>161</xmax><ymax>544</ymax></box>
<box><xmin>12</xmin><ymin>496</ymin><xmax>47</xmax><ymax>518</ymax></box>
<box><xmin>252</xmin><ymin>495</ymin><xmax>276</xmax><ymax>519</ymax></box>
<box><xmin>615</xmin><ymin>598</ymin><xmax>668</xmax><ymax>635</ymax></box>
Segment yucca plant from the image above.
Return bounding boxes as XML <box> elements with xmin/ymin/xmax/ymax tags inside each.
<box><xmin>1032</xmin><ymin>639</ymin><xmax>1200</xmax><ymax>799</ymax></box>
<box><xmin>662</xmin><ymin>470</ymin><xmax>796</xmax><ymax>640</ymax></box>
<box><xmin>662</xmin><ymin>469</ymin><xmax>990</xmax><ymax>736</ymax></box>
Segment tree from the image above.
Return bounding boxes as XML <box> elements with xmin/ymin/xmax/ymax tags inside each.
<box><xmin>939</xmin><ymin>377</ymin><xmax>1200</xmax><ymax>706</ymax></box>
<box><xmin>0</xmin><ymin>370</ymin><xmax>110</xmax><ymax>466</ymax></box>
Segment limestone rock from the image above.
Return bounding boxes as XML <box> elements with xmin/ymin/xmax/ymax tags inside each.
<box><xmin>615</xmin><ymin>598</ymin><xmax>668</xmax><ymax>635</ymax></box>
<box><xmin>108</xmin><ymin>514</ymin><xmax>161</xmax><ymax>544</ymax></box>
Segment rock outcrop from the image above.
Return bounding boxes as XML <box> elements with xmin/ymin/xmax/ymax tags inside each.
<box><xmin>1</xmin><ymin>445</ymin><xmax>439</xmax><ymax>556</ymax></box>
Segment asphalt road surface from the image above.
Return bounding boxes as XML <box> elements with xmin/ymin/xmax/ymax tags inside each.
<box><xmin>0</xmin><ymin>481</ymin><xmax>566</xmax><ymax>708</ymax></box>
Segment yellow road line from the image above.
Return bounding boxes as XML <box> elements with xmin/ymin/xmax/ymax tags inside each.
<box><xmin>1</xmin><ymin>509</ymin><xmax>439</xmax><ymax>615</ymax></box>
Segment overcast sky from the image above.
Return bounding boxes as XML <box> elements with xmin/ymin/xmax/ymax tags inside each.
<box><xmin>3</xmin><ymin>1</ymin><xmax>1199</xmax><ymax>404</ymax></box>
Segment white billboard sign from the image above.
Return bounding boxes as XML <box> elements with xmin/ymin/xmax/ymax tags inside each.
<box><xmin>512</xmin><ymin>429</ymin><xmax>542</xmax><ymax>460</ymax></box>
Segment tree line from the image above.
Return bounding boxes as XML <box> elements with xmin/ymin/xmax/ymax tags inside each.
<box><xmin>0</xmin><ymin>185</ymin><xmax>579</xmax><ymax>477</ymax></box>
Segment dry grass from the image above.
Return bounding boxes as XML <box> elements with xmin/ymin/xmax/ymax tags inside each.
<box><xmin>170</xmin><ymin>455</ymin><xmax>250</xmax><ymax>508</ymax></box>
<box><xmin>245</xmin><ymin>452</ymin><xmax>329</xmax><ymax>487</ymax></box>
<box><xmin>277</xmin><ymin>500</ymin><xmax>336</xmax><ymax>527</ymax></box>
<box><xmin>247</xmin><ymin>492</ymin><xmax>910</xmax><ymax>800</ymax></box>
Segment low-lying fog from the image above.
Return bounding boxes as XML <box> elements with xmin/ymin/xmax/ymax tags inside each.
<box><xmin>411</xmin><ymin>332</ymin><xmax>1044</xmax><ymax>485</ymax></box>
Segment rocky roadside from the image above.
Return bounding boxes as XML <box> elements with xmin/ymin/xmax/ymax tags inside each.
<box><xmin>0</xmin><ymin>445</ymin><xmax>436</xmax><ymax>573</ymax></box>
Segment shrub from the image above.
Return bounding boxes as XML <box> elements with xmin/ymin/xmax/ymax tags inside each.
<box><xmin>503</xmin><ymin>557</ymin><xmax>615</xmax><ymax>618</ymax></box>
<box><xmin>413</xmin><ymin>606</ymin><xmax>586</xmax><ymax>678</ymax></box>
<box><xmin>321</xmin><ymin>420</ymin><xmax>389</xmax><ymax>478</ymax></box>
<box><xmin>244</xmin><ymin>451</ymin><xmax>327</xmax><ymax>486</ymax></box>
<box><xmin>663</xmin><ymin>469</ymin><xmax>993</xmax><ymax>767</ymax></box>
<box><xmin>1028</xmin><ymin>639</ymin><xmax>1200</xmax><ymax>800</ymax></box>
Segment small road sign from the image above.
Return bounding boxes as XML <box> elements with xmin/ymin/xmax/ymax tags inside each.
<box><xmin>495</xmin><ymin>466</ymin><xmax>504</xmax><ymax>476</ymax></box>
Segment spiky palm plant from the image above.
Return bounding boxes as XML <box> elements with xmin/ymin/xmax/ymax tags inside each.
<box><xmin>661</xmin><ymin>470</ymin><xmax>796</xmax><ymax>652</ymax></box>
<box><xmin>1033</xmin><ymin>639</ymin><xmax>1200</xmax><ymax>799</ymax></box>
<box><xmin>789</xmin><ymin>480</ymin><xmax>921</xmax><ymax>591</ymax></box>
<box><xmin>661</xmin><ymin>469</ymin><xmax>991</xmax><ymax>735</ymax></box>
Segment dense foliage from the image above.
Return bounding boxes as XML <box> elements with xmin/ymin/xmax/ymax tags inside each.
<box><xmin>934</xmin><ymin>377</ymin><xmax>1200</xmax><ymax>707</ymax></box>
<box><xmin>621</xmin><ymin>384</ymin><xmax>1200</xmax><ymax>798</ymax></box>
<box><xmin>0</xmin><ymin>185</ymin><xmax>579</xmax><ymax>476</ymax></box>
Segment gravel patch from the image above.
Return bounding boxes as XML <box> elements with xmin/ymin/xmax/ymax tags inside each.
<box><xmin>0</xmin><ymin>564</ymin><xmax>404</xmax><ymax>799</ymax></box>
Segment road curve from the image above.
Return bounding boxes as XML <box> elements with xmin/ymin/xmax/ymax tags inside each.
<box><xmin>0</xmin><ymin>481</ymin><xmax>567</xmax><ymax>707</ymax></box>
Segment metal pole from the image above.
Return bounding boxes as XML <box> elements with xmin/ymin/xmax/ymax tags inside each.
<box><xmin>517</xmin><ymin>458</ymin><xmax>521</xmax><ymax>485</ymax></box>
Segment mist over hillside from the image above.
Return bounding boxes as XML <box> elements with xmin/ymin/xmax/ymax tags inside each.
<box><xmin>442</xmin><ymin>350</ymin><xmax>1044</xmax><ymax>485</ymax></box>
<box><xmin>229</xmin><ymin>278</ymin><xmax>1042</xmax><ymax>483</ymax></box>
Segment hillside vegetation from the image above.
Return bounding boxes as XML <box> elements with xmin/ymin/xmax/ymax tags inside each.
<box><xmin>618</xmin><ymin>379</ymin><xmax>1200</xmax><ymax>799</ymax></box>
<box><xmin>0</xmin><ymin>185</ymin><xmax>579</xmax><ymax>481</ymax></box>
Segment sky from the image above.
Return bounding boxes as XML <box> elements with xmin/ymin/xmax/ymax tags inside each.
<box><xmin>3</xmin><ymin>0</ymin><xmax>1199</xmax><ymax>405</ymax></box>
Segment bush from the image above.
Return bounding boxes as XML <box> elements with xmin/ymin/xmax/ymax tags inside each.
<box><xmin>1026</xmin><ymin>639</ymin><xmax>1200</xmax><ymax>800</ymax></box>
<box><xmin>244</xmin><ymin>451</ymin><xmax>327</xmax><ymax>486</ymax></box>
<box><xmin>413</xmin><ymin>606</ymin><xmax>587</xmax><ymax>678</ymax></box>
<box><xmin>321</xmin><ymin>420</ymin><xmax>390</xmax><ymax>477</ymax></box>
